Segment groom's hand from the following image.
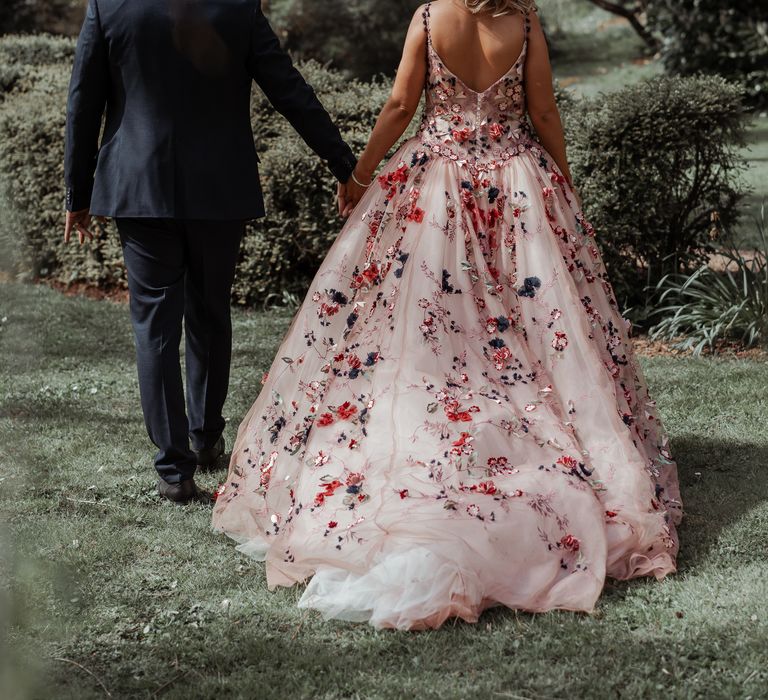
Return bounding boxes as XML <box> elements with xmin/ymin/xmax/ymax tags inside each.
<box><xmin>64</xmin><ymin>208</ymin><xmax>96</xmax><ymax>245</ymax></box>
<box><xmin>337</xmin><ymin>181</ymin><xmax>349</xmax><ymax>218</ymax></box>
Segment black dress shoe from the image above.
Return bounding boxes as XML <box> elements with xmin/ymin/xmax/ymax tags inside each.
<box><xmin>157</xmin><ymin>478</ymin><xmax>211</xmax><ymax>505</ymax></box>
<box><xmin>193</xmin><ymin>436</ymin><xmax>225</xmax><ymax>470</ymax></box>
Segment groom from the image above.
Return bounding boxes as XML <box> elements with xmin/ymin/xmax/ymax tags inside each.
<box><xmin>64</xmin><ymin>0</ymin><xmax>357</xmax><ymax>504</ymax></box>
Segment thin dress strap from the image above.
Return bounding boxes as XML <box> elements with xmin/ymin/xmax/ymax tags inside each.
<box><xmin>523</xmin><ymin>9</ymin><xmax>532</xmax><ymax>42</ymax></box>
<box><xmin>422</xmin><ymin>2</ymin><xmax>433</xmax><ymax>46</ymax></box>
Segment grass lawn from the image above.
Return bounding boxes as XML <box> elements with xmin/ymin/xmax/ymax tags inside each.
<box><xmin>1</xmin><ymin>281</ymin><xmax>767</xmax><ymax>699</ymax></box>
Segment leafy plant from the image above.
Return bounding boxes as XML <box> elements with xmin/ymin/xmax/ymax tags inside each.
<box><xmin>649</xmin><ymin>207</ymin><xmax>768</xmax><ymax>354</ymax></box>
<box><xmin>648</xmin><ymin>0</ymin><xmax>768</xmax><ymax>109</ymax></box>
<box><xmin>563</xmin><ymin>74</ymin><xmax>748</xmax><ymax>318</ymax></box>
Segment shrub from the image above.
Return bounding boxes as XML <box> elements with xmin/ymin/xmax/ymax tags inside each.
<box><xmin>0</xmin><ymin>38</ymin><xmax>750</xmax><ymax>315</ymax></box>
<box><xmin>648</xmin><ymin>1</ymin><xmax>768</xmax><ymax>109</ymax></box>
<box><xmin>0</xmin><ymin>1</ymin><xmax>82</xmax><ymax>36</ymax></box>
<box><xmin>267</xmin><ymin>0</ymin><xmax>421</xmax><ymax>80</ymax></box>
<box><xmin>649</xmin><ymin>210</ymin><xmax>768</xmax><ymax>354</ymax></box>
<box><xmin>0</xmin><ymin>38</ymin><xmax>391</xmax><ymax>293</ymax></box>
<box><xmin>563</xmin><ymin>74</ymin><xmax>748</xmax><ymax>317</ymax></box>
<box><xmin>0</xmin><ymin>35</ymin><xmax>75</xmax><ymax>103</ymax></box>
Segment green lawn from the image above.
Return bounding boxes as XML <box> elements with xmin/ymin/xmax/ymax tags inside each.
<box><xmin>1</xmin><ymin>282</ymin><xmax>767</xmax><ymax>699</ymax></box>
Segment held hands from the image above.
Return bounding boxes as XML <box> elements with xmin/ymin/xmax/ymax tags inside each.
<box><xmin>336</xmin><ymin>168</ymin><xmax>373</xmax><ymax>219</ymax></box>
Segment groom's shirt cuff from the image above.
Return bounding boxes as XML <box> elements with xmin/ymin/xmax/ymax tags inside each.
<box><xmin>328</xmin><ymin>150</ymin><xmax>358</xmax><ymax>184</ymax></box>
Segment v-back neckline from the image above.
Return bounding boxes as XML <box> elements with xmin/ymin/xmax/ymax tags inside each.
<box><xmin>427</xmin><ymin>39</ymin><xmax>527</xmax><ymax>96</ymax></box>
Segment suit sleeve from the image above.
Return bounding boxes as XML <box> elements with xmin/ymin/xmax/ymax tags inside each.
<box><xmin>246</xmin><ymin>7</ymin><xmax>357</xmax><ymax>183</ymax></box>
<box><xmin>64</xmin><ymin>0</ymin><xmax>110</xmax><ymax>212</ymax></box>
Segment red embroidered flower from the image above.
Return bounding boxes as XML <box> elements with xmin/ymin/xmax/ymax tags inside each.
<box><xmin>489</xmin><ymin>123</ymin><xmax>504</xmax><ymax>140</ymax></box>
<box><xmin>363</xmin><ymin>263</ymin><xmax>379</xmax><ymax>282</ymax></box>
<box><xmin>476</xmin><ymin>481</ymin><xmax>497</xmax><ymax>495</ymax></box>
<box><xmin>337</xmin><ymin>401</ymin><xmax>358</xmax><ymax>420</ymax></box>
<box><xmin>446</xmin><ymin>408</ymin><xmax>473</xmax><ymax>422</ymax></box>
<box><xmin>327</xmin><ymin>521</ymin><xmax>338</xmax><ymax>529</ymax></box>
<box><xmin>408</xmin><ymin>207</ymin><xmax>425</xmax><ymax>223</ymax></box>
<box><xmin>557</xmin><ymin>455</ymin><xmax>578</xmax><ymax>470</ymax></box>
<box><xmin>319</xmin><ymin>302</ymin><xmax>340</xmax><ymax>317</ymax></box>
<box><xmin>561</xmin><ymin>534</ymin><xmax>580</xmax><ymax>552</ymax></box>
<box><xmin>398</xmin><ymin>489</ymin><xmax>409</xmax><ymax>499</ymax></box>
<box><xmin>550</xmin><ymin>171</ymin><xmax>567</xmax><ymax>185</ymax></box>
<box><xmin>493</xmin><ymin>346</ymin><xmax>512</xmax><ymax>370</ymax></box>
<box><xmin>317</xmin><ymin>413</ymin><xmax>335</xmax><ymax>427</ymax></box>
<box><xmin>606</xmin><ymin>511</ymin><xmax>618</xmax><ymax>518</ymax></box>
<box><xmin>452</xmin><ymin>128</ymin><xmax>472</xmax><ymax>143</ymax></box>
<box><xmin>345</xmin><ymin>472</ymin><xmax>364</xmax><ymax>486</ymax></box>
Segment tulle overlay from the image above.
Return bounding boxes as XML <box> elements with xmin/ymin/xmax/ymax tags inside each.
<box><xmin>212</xmin><ymin>5</ymin><xmax>682</xmax><ymax>630</ymax></box>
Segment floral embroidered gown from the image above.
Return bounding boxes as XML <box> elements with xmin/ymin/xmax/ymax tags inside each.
<box><xmin>212</xmin><ymin>5</ymin><xmax>682</xmax><ymax>630</ymax></box>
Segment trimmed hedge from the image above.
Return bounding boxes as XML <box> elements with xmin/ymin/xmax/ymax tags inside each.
<box><xmin>0</xmin><ymin>36</ymin><xmax>749</xmax><ymax>317</ymax></box>
<box><xmin>563</xmin><ymin>75</ymin><xmax>747</xmax><ymax>312</ymax></box>
<box><xmin>0</xmin><ymin>37</ymin><xmax>390</xmax><ymax>294</ymax></box>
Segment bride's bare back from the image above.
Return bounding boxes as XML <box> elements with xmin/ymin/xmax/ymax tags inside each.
<box><xmin>345</xmin><ymin>0</ymin><xmax>571</xmax><ymax>211</ymax></box>
<box><xmin>428</xmin><ymin>0</ymin><xmax>527</xmax><ymax>93</ymax></box>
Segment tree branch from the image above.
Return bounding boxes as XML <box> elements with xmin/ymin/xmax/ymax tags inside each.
<box><xmin>586</xmin><ymin>0</ymin><xmax>660</xmax><ymax>51</ymax></box>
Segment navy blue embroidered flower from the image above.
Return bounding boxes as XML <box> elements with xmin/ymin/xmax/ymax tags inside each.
<box><xmin>496</xmin><ymin>316</ymin><xmax>510</xmax><ymax>332</ymax></box>
<box><xmin>442</xmin><ymin>269</ymin><xmax>456</xmax><ymax>293</ymax></box>
<box><xmin>518</xmin><ymin>277</ymin><xmax>541</xmax><ymax>298</ymax></box>
<box><xmin>488</xmin><ymin>187</ymin><xmax>500</xmax><ymax>204</ymax></box>
<box><xmin>332</xmin><ymin>290</ymin><xmax>349</xmax><ymax>305</ymax></box>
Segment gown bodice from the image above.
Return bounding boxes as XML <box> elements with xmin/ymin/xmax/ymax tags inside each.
<box><xmin>418</xmin><ymin>3</ymin><xmax>536</xmax><ymax>170</ymax></box>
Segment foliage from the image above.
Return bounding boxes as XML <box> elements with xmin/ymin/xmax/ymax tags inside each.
<box><xmin>0</xmin><ymin>36</ymin><xmax>390</xmax><ymax>296</ymax></box>
<box><xmin>0</xmin><ymin>37</ymin><xmax>750</xmax><ymax>316</ymax></box>
<box><xmin>648</xmin><ymin>0</ymin><xmax>768</xmax><ymax>109</ymax></box>
<box><xmin>584</xmin><ymin>0</ymin><xmax>658</xmax><ymax>50</ymax></box>
<box><xmin>650</xmin><ymin>209</ymin><xmax>768</xmax><ymax>354</ymax></box>
<box><xmin>563</xmin><ymin>74</ymin><xmax>748</xmax><ymax>316</ymax></box>
<box><xmin>267</xmin><ymin>0</ymin><xmax>421</xmax><ymax>80</ymax></box>
<box><xmin>0</xmin><ymin>0</ymin><xmax>82</xmax><ymax>36</ymax></box>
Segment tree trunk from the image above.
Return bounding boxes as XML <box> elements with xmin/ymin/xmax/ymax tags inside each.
<box><xmin>586</xmin><ymin>0</ymin><xmax>660</xmax><ymax>51</ymax></box>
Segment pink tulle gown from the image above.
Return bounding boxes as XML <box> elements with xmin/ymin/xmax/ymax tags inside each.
<box><xmin>212</xmin><ymin>4</ymin><xmax>682</xmax><ymax>630</ymax></box>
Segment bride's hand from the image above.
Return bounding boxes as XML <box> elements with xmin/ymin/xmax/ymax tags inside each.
<box><xmin>339</xmin><ymin>168</ymin><xmax>372</xmax><ymax>218</ymax></box>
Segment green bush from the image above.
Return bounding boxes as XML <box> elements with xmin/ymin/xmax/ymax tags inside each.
<box><xmin>0</xmin><ymin>38</ymin><xmax>391</xmax><ymax>293</ymax></box>
<box><xmin>563</xmin><ymin>74</ymin><xmax>748</xmax><ymax>316</ymax></box>
<box><xmin>648</xmin><ymin>1</ymin><xmax>768</xmax><ymax>109</ymax></box>
<box><xmin>267</xmin><ymin>0</ymin><xmax>421</xmax><ymax>80</ymax></box>
<box><xmin>0</xmin><ymin>38</ymin><xmax>750</xmax><ymax>316</ymax></box>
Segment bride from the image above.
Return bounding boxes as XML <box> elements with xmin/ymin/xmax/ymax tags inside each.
<box><xmin>212</xmin><ymin>0</ymin><xmax>683</xmax><ymax>630</ymax></box>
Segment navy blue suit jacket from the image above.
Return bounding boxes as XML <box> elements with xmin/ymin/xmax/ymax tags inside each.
<box><xmin>64</xmin><ymin>0</ymin><xmax>357</xmax><ymax>219</ymax></box>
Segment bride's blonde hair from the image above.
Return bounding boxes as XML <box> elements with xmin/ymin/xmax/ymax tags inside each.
<box><xmin>462</xmin><ymin>0</ymin><xmax>537</xmax><ymax>16</ymax></box>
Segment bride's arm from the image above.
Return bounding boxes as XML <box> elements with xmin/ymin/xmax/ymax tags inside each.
<box><xmin>343</xmin><ymin>11</ymin><xmax>428</xmax><ymax>212</ymax></box>
<box><xmin>525</xmin><ymin>12</ymin><xmax>573</xmax><ymax>187</ymax></box>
